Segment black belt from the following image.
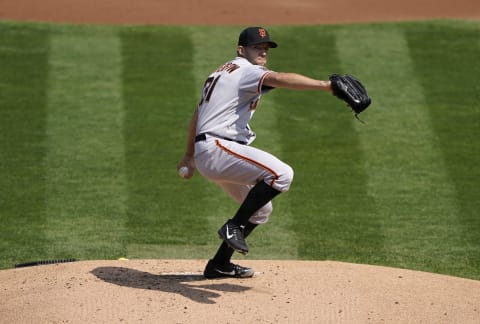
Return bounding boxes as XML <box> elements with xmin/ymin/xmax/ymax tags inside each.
<box><xmin>195</xmin><ymin>133</ymin><xmax>247</xmax><ymax>145</ymax></box>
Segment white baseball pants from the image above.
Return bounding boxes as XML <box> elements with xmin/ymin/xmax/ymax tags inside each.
<box><xmin>194</xmin><ymin>134</ymin><xmax>294</xmax><ymax>224</ymax></box>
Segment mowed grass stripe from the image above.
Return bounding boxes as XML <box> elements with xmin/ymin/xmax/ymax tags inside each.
<box><xmin>45</xmin><ymin>28</ymin><xmax>127</xmax><ymax>259</ymax></box>
<box><xmin>270</xmin><ymin>27</ymin><xmax>383</xmax><ymax>262</ymax></box>
<box><xmin>335</xmin><ymin>25</ymin><xmax>462</xmax><ymax>274</ymax></box>
<box><xmin>122</xmin><ymin>27</ymin><xmax>212</xmax><ymax>258</ymax></box>
<box><xmin>0</xmin><ymin>25</ymin><xmax>50</xmax><ymax>268</ymax></box>
<box><xmin>406</xmin><ymin>24</ymin><xmax>480</xmax><ymax>277</ymax></box>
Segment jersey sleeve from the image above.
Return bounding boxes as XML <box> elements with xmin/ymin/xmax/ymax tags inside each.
<box><xmin>239</xmin><ymin>65</ymin><xmax>272</xmax><ymax>94</ymax></box>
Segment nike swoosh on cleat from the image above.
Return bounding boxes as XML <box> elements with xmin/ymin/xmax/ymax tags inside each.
<box><xmin>226</xmin><ymin>227</ymin><xmax>234</xmax><ymax>239</ymax></box>
<box><xmin>216</xmin><ymin>269</ymin><xmax>236</xmax><ymax>276</ymax></box>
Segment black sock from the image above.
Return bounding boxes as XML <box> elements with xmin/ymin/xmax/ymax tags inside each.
<box><xmin>212</xmin><ymin>222</ymin><xmax>258</xmax><ymax>265</ymax></box>
<box><xmin>231</xmin><ymin>181</ymin><xmax>281</xmax><ymax>226</ymax></box>
<box><xmin>243</xmin><ymin>222</ymin><xmax>258</xmax><ymax>237</ymax></box>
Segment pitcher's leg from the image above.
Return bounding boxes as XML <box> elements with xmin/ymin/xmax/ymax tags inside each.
<box><xmin>213</xmin><ymin>141</ymin><xmax>294</xmax><ymax>254</ymax></box>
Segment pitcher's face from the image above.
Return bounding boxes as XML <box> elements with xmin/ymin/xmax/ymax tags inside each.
<box><xmin>238</xmin><ymin>43</ymin><xmax>270</xmax><ymax>66</ymax></box>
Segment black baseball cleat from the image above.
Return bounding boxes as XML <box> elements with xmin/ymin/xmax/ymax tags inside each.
<box><xmin>203</xmin><ymin>259</ymin><xmax>254</xmax><ymax>279</ymax></box>
<box><xmin>218</xmin><ymin>219</ymin><xmax>249</xmax><ymax>255</ymax></box>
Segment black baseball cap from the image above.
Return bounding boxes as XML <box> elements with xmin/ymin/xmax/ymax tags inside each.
<box><xmin>238</xmin><ymin>27</ymin><xmax>278</xmax><ymax>48</ymax></box>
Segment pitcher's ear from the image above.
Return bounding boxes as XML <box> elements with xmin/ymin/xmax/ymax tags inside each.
<box><xmin>237</xmin><ymin>45</ymin><xmax>245</xmax><ymax>56</ymax></box>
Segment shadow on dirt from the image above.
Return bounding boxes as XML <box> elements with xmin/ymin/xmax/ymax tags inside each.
<box><xmin>91</xmin><ymin>266</ymin><xmax>251</xmax><ymax>304</ymax></box>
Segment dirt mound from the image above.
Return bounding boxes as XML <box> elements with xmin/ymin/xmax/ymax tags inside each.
<box><xmin>0</xmin><ymin>259</ymin><xmax>479</xmax><ymax>323</ymax></box>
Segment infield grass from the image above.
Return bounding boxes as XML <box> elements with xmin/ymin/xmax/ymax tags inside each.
<box><xmin>0</xmin><ymin>20</ymin><xmax>479</xmax><ymax>279</ymax></box>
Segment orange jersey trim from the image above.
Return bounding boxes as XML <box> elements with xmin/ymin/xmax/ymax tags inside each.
<box><xmin>258</xmin><ymin>71</ymin><xmax>272</xmax><ymax>93</ymax></box>
<box><xmin>215</xmin><ymin>140</ymin><xmax>279</xmax><ymax>186</ymax></box>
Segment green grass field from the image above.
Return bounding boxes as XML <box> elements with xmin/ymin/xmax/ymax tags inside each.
<box><xmin>0</xmin><ymin>20</ymin><xmax>479</xmax><ymax>279</ymax></box>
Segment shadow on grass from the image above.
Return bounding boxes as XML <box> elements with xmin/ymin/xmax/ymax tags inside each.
<box><xmin>91</xmin><ymin>266</ymin><xmax>251</xmax><ymax>304</ymax></box>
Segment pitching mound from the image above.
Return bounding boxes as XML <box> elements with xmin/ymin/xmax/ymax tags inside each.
<box><xmin>1</xmin><ymin>259</ymin><xmax>479</xmax><ymax>323</ymax></box>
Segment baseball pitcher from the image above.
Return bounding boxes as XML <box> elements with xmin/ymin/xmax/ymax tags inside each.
<box><xmin>177</xmin><ymin>26</ymin><xmax>371</xmax><ymax>279</ymax></box>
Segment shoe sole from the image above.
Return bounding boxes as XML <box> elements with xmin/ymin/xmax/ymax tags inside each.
<box><xmin>204</xmin><ymin>269</ymin><xmax>254</xmax><ymax>279</ymax></box>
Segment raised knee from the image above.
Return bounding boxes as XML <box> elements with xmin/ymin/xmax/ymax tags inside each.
<box><xmin>274</xmin><ymin>164</ymin><xmax>294</xmax><ymax>192</ymax></box>
<box><xmin>284</xmin><ymin>165</ymin><xmax>294</xmax><ymax>187</ymax></box>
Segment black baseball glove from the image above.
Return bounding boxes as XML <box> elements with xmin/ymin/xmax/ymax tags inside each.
<box><xmin>329</xmin><ymin>74</ymin><xmax>371</xmax><ymax>116</ymax></box>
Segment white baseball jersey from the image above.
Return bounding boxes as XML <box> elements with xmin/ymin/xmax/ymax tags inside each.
<box><xmin>196</xmin><ymin>56</ymin><xmax>274</xmax><ymax>145</ymax></box>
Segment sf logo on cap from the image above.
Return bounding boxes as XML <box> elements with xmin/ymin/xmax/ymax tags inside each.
<box><xmin>258</xmin><ymin>28</ymin><xmax>267</xmax><ymax>38</ymax></box>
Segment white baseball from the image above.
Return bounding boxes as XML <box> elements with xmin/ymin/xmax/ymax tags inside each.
<box><xmin>178</xmin><ymin>166</ymin><xmax>189</xmax><ymax>178</ymax></box>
